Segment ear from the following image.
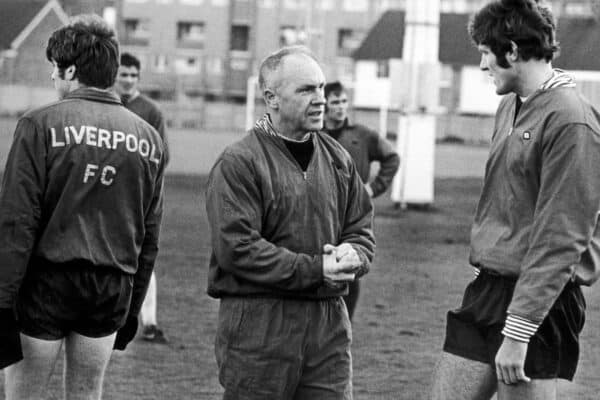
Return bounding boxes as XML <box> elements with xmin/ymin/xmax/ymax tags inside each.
<box><xmin>507</xmin><ymin>41</ymin><xmax>519</xmax><ymax>63</ymax></box>
<box><xmin>263</xmin><ymin>88</ymin><xmax>279</xmax><ymax>110</ymax></box>
<box><xmin>64</xmin><ymin>65</ymin><xmax>76</xmax><ymax>81</ymax></box>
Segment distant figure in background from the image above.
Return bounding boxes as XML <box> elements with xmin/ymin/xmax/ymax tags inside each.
<box><xmin>431</xmin><ymin>1</ymin><xmax>600</xmax><ymax>399</ymax></box>
<box><xmin>0</xmin><ymin>15</ymin><xmax>165</xmax><ymax>399</ymax></box>
<box><xmin>324</xmin><ymin>81</ymin><xmax>400</xmax><ymax>321</ymax></box>
<box><xmin>115</xmin><ymin>52</ymin><xmax>169</xmax><ymax>344</ymax></box>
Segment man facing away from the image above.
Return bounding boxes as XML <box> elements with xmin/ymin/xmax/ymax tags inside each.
<box><xmin>205</xmin><ymin>46</ymin><xmax>375</xmax><ymax>399</ymax></box>
<box><xmin>115</xmin><ymin>52</ymin><xmax>169</xmax><ymax>344</ymax></box>
<box><xmin>0</xmin><ymin>14</ymin><xmax>166</xmax><ymax>400</ymax></box>
<box><xmin>431</xmin><ymin>1</ymin><xmax>600</xmax><ymax>399</ymax></box>
<box><xmin>324</xmin><ymin>81</ymin><xmax>400</xmax><ymax>321</ymax></box>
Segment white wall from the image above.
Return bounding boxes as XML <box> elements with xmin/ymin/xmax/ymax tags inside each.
<box><xmin>458</xmin><ymin>66</ymin><xmax>502</xmax><ymax>115</ymax></box>
<box><xmin>353</xmin><ymin>60</ymin><xmax>391</xmax><ymax>108</ymax></box>
<box><xmin>0</xmin><ymin>85</ymin><xmax>57</xmax><ymax>115</ymax></box>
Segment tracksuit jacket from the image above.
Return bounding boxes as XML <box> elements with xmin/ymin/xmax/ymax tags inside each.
<box><xmin>469</xmin><ymin>70</ymin><xmax>600</xmax><ymax>341</ymax></box>
<box><xmin>206</xmin><ymin>115</ymin><xmax>375</xmax><ymax>299</ymax></box>
<box><xmin>0</xmin><ymin>87</ymin><xmax>166</xmax><ymax>317</ymax></box>
<box><xmin>325</xmin><ymin>119</ymin><xmax>400</xmax><ymax>197</ymax></box>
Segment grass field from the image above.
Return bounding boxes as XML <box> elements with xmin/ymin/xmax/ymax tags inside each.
<box><xmin>2</xmin><ymin>175</ymin><xmax>598</xmax><ymax>399</ymax></box>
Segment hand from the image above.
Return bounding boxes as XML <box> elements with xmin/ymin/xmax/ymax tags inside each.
<box><xmin>324</xmin><ymin>243</ymin><xmax>359</xmax><ymax>263</ymax></box>
<box><xmin>365</xmin><ymin>183</ymin><xmax>374</xmax><ymax>198</ymax></box>
<box><xmin>113</xmin><ymin>315</ymin><xmax>139</xmax><ymax>351</ymax></box>
<box><xmin>0</xmin><ymin>309</ymin><xmax>23</xmax><ymax>369</ymax></box>
<box><xmin>323</xmin><ymin>243</ymin><xmax>361</xmax><ymax>283</ymax></box>
<box><xmin>495</xmin><ymin>337</ymin><xmax>531</xmax><ymax>385</ymax></box>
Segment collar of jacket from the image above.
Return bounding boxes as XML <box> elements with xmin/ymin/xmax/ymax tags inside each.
<box><xmin>255</xmin><ymin>113</ymin><xmax>314</xmax><ymax>142</ymax></box>
<box><xmin>64</xmin><ymin>87</ymin><xmax>122</xmax><ymax>105</ymax></box>
<box><xmin>325</xmin><ymin>117</ymin><xmax>354</xmax><ymax>132</ymax></box>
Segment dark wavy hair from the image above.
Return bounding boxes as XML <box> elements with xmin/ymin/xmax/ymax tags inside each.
<box><xmin>468</xmin><ymin>0</ymin><xmax>559</xmax><ymax>68</ymax></box>
<box><xmin>46</xmin><ymin>14</ymin><xmax>119</xmax><ymax>89</ymax></box>
<box><xmin>324</xmin><ymin>81</ymin><xmax>345</xmax><ymax>99</ymax></box>
<box><xmin>120</xmin><ymin>52</ymin><xmax>141</xmax><ymax>71</ymax></box>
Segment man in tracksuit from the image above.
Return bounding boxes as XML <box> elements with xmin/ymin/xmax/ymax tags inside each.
<box><xmin>0</xmin><ymin>15</ymin><xmax>166</xmax><ymax>399</ymax></box>
<box><xmin>206</xmin><ymin>46</ymin><xmax>375</xmax><ymax>399</ymax></box>
<box><xmin>115</xmin><ymin>52</ymin><xmax>169</xmax><ymax>344</ymax></box>
<box><xmin>431</xmin><ymin>1</ymin><xmax>600</xmax><ymax>399</ymax></box>
<box><xmin>324</xmin><ymin>80</ymin><xmax>400</xmax><ymax>321</ymax></box>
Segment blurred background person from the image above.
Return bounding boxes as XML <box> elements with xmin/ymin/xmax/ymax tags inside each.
<box><xmin>115</xmin><ymin>52</ymin><xmax>170</xmax><ymax>344</ymax></box>
<box><xmin>324</xmin><ymin>81</ymin><xmax>400</xmax><ymax>321</ymax></box>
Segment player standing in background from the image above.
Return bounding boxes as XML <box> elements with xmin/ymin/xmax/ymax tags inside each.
<box><xmin>206</xmin><ymin>46</ymin><xmax>375</xmax><ymax>399</ymax></box>
<box><xmin>324</xmin><ymin>81</ymin><xmax>400</xmax><ymax>321</ymax></box>
<box><xmin>0</xmin><ymin>15</ymin><xmax>166</xmax><ymax>399</ymax></box>
<box><xmin>431</xmin><ymin>1</ymin><xmax>600</xmax><ymax>399</ymax></box>
<box><xmin>115</xmin><ymin>52</ymin><xmax>169</xmax><ymax>344</ymax></box>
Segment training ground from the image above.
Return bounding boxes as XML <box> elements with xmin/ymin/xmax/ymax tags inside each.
<box><xmin>0</xmin><ymin>119</ymin><xmax>599</xmax><ymax>399</ymax></box>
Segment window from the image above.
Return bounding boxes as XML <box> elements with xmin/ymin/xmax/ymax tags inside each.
<box><xmin>212</xmin><ymin>0</ymin><xmax>228</xmax><ymax>6</ymax></box>
<box><xmin>230</xmin><ymin>25</ymin><xmax>250</xmax><ymax>51</ymax></box>
<box><xmin>177</xmin><ymin>22</ymin><xmax>205</xmax><ymax>48</ymax></box>
<box><xmin>156</xmin><ymin>0</ymin><xmax>173</xmax><ymax>3</ymax></box>
<box><xmin>283</xmin><ymin>0</ymin><xmax>303</xmax><ymax>10</ymax></box>
<box><xmin>317</xmin><ymin>0</ymin><xmax>334</xmax><ymax>10</ymax></box>
<box><xmin>174</xmin><ymin>55</ymin><xmax>202</xmax><ymax>75</ymax></box>
<box><xmin>342</xmin><ymin>0</ymin><xmax>367</xmax><ymax>12</ymax></box>
<box><xmin>154</xmin><ymin>54</ymin><xmax>169</xmax><ymax>73</ymax></box>
<box><xmin>279</xmin><ymin>26</ymin><xmax>307</xmax><ymax>47</ymax></box>
<box><xmin>259</xmin><ymin>0</ymin><xmax>275</xmax><ymax>7</ymax></box>
<box><xmin>180</xmin><ymin>0</ymin><xmax>203</xmax><ymax>4</ymax></box>
<box><xmin>337</xmin><ymin>28</ymin><xmax>365</xmax><ymax>57</ymax></box>
<box><xmin>376</xmin><ymin>60</ymin><xmax>389</xmax><ymax>78</ymax></box>
<box><xmin>124</xmin><ymin>19</ymin><xmax>150</xmax><ymax>45</ymax></box>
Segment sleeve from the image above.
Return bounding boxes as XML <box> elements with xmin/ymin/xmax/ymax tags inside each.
<box><xmin>340</xmin><ymin>159</ymin><xmax>376</xmax><ymax>278</ymax></box>
<box><xmin>504</xmin><ymin>123</ymin><xmax>600</xmax><ymax>342</ymax></box>
<box><xmin>206</xmin><ymin>153</ymin><xmax>323</xmax><ymax>291</ymax></box>
<box><xmin>368</xmin><ymin>132</ymin><xmax>400</xmax><ymax>197</ymax></box>
<box><xmin>152</xmin><ymin>110</ymin><xmax>169</xmax><ymax>166</ymax></box>
<box><xmin>128</xmin><ymin>160</ymin><xmax>165</xmax><ymax>317</ymax></box>
<box><xmin>0</xmin><ymin>118</ymin><xmax>47</xmax><ymax>309</ymax></box>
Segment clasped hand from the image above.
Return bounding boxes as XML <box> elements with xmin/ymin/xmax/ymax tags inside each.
<box><xmin>322</xmin><ymin>243</ymin><xmax>362</xmax><ymax>283</ymax></box>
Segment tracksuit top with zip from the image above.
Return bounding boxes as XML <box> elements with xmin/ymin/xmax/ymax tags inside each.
<box><xmin>0</xmin><ymin>87</ymin><xmax>166</xmax><ymax>316</ymax></box>
<box><xmin>206</xmin><ymin>115</ymin><xmax>375</xmax><ymax>299</ymax></box>
<box><xmin>469</xmin><ymin>70</ymin><xmax>600</xmax><ymax>341</ymax></box>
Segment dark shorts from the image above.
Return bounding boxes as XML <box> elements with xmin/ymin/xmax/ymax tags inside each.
<box><xmin>443</xmin><ymin>269</ymin><xmax>586</xmax><ymax>380</ymax></box>
<box><xmin>16</xmin><ymin>263</ymin><xmax>133</xmax><ymax>340</ymax></box>
<box><xmin>215</xmin><ymin>296</ymin><xmax>352</xmax><ymax>400</ymax></box>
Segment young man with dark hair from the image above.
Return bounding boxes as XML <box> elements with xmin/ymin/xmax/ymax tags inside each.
<box><xmin>206</xmin><ymin>46</ymin><xmax>375</xmax><ymax>399</ymax></box>
<box><xmin>324</xmin><ymin>80</ymin><xmax>399</xmax><ymax>321</ymax></box>
<box><xmin>431</xmin><ymin>1</ymin><xmax>600</xmax><ymax>399</ymax></box>
<box><xmin>115</xmin><ymin>52</ymin><xmax>169</xmax><ymax>344</ymax></box>
<box><xmin>0</xmin><ymin>14</ymin><xmax>166</xmax><ymax>399</ymax></box>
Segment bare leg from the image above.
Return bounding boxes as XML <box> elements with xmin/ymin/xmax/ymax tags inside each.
<box><xmin>431</xmin><ymin>352</ymin><xmax>497</xmax><ymax>400</ymax></box>
<box><xmin>4</xmin><ymin>334</ymin><xmax>63</xmax><ymax>400</ymax></box>
<box><xmin>64</xmin><ymin>332</ymin><xmax>116</xmax><ymax>400</ymax></box>
<box><xmin>497</xmin><ymin>379</ymin><xmax>556</xmax><ymax>400</ymax></box>
<box><xmin>140</xmin><ymin>272</ymin><xmax>157</xmax><ymax>327</ymax></box>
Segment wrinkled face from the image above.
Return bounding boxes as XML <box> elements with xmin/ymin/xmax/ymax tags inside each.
<box><xmin>114</xmin><ymin>65</ymin><xmax>140</xmax><ymax>96</ymax></box>
<box><xmin>274</xmin><ymin>54</ymin><xmax>326</xmax><ymax>134</ymax></box>
<box><xmin>325</xmin><ymin>91</ymin><xmax>349</xmax><ymax>124</ymax></box>
<box><xmin>50</xmin><ymin>60</ymin><xmax>73</xmax><ymax>100</ymax></box>
<box><xmin>478</xmin><ymin>44</ymin><xmax>517</xmax><ymax>95</ymax></box>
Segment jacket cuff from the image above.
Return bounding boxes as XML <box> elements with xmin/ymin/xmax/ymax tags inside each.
<box><xmin>501</xmin><ymin>314</ymin><xmax>540</xmax><ymax>343</ymax></box>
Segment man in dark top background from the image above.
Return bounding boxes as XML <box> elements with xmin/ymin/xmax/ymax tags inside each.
<box><xmin>115</xmin><ymin>52</ymin><xmax>169</xmax><ymax>343</ymax></box>
<box><xmin>324</xmin><ymin>81</ymin><xmax>400</xmax><ymax>321</ymax></box>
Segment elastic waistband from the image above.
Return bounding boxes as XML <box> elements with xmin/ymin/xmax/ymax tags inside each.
<box><xmin>478</xmin><ymin>267</ymin><xmax>579</xmax><ymax>289</ymax></box>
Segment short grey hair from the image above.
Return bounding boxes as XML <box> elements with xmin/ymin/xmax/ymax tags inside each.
<box><xmin>258</xmin><ymin>46</ymin><xmax>319</xmax><ymax>92</ymax></box>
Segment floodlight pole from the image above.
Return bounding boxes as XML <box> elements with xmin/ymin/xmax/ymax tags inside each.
<box><xmin>390</xmin><ymin>0</ymin><xmax>440</xmax><ymax>208</ymax></box>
